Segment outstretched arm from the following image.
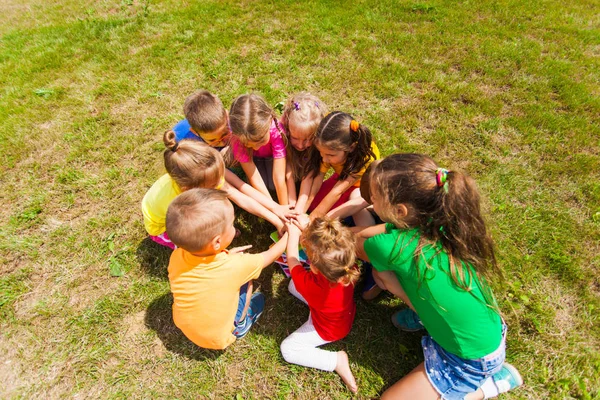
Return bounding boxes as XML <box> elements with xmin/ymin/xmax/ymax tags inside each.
<box><xmin>310</xmin><ymin>175</ymin><xmax>357</xmax><ymax>220</ymax></box>
<box><xmin>225</xmin><ymin>170</ymin><xmax>290</xmax><ymax>224</ymax></box>
<box><xmin>295</xmin><ymin>172</ymin><xmax>325</xmax><ymax>214</ymax></box>
<box><xmin>223</xmin><ymin>181</ymin><xmax>284</xmax><ymax>233</ymax></box>
<box><xmin>273</xmin><ymin>157</ymin><xmax>288</xmax><ymax>205</ymax></box>
<box><xmin>260</xmin><ymin>232</ymin><xmax>289</xmax><ymax>267</ymax></box>
<box><xmin>286</xmin><ymin>164</ymin><xmax>297</xmax><ymax>208</ymax></box>
<box><xmin>241</xmin><ymin>160</ymin><xmax>272</xmax><ymax>200</ymax></box>
<box><xmin>327</xmin><ymin>197</ymin><xmax>369</xmax><ymax>220</ymax></box>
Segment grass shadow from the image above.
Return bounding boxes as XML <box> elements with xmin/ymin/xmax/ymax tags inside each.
<box><xmin>254</xmin><ymin>272</ymin><xmax>425</xmax><ymax>395</ymax></box>
<box><xmin>145</xmin><ymin>292</ymin><xmax>224</xmax><ymax>361</ymax></box>
<box><xmin>136</xmin><ymin>236</ymin><xmax>172</xmax><ymax>280</ymax></box>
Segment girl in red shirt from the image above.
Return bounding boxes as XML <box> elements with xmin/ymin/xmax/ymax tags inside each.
<box><xmin>282</xmin><ymin>215</ymin><xmax>359</xmax><ymax>393</ymax></box>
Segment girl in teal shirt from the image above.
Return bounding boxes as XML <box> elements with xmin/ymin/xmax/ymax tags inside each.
<box><xmin>357</xmin><ymin>154</ymin><xmax>522</xmax><ymax>400</ymax></box>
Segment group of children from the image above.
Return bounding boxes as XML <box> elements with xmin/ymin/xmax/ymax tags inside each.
<box><xmin>141</xmin><ymin>90</ymin><xmax>523</xmax><ymax>399</ymax></box>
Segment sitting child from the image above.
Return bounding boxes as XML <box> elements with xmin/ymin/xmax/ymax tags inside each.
<box><xmin>173</xmin><ymin>89</ymin><xmax>230</xmax><ymax>149</ymax></box>
<box><xmin>357</xmin><ymin>153</ymin><xmax>523</xmax><ymax>399</ymax></box>
<box><xmin>281</xmin><ymin>215</ymin><xmax>358</xmax><ymax>393</ymax></box>
<box><xmin>166</xmin><ymin>188</ymin><xmax>289</xmax><ymax>350</ymax></box>
<box><xmin>142</xmin><ymin>131</ymin><xmax>286</xmax><ymax>249</ymax></box>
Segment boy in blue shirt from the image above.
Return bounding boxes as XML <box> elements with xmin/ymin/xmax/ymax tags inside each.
<box><xmin>173</xmin><ymin>90</ymin><xmax>230</xmax><ymax>150</ymax></box>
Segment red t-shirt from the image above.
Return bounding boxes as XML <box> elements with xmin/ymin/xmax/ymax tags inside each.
<box><xmin>290</xmin><ymin>266</ymin><xmax>356</xmax><ymax>341</ymax></box>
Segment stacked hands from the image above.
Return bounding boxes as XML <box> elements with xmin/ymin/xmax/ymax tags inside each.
<box><xmin>143</xmin><ymin>89</ymin><xmax>523</xmax><ymax>398</ymax></box>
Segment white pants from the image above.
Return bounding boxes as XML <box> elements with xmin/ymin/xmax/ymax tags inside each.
<box><xmin>280</xmin><ymin>280</ymin><xmax>338</xmax><ymax>372</ymax></box>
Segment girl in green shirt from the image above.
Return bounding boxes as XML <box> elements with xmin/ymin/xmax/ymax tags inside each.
<box><xmin>356</xmin><ymin>154</ymin><xmax>523</xmax><ymax>400</ymax></box>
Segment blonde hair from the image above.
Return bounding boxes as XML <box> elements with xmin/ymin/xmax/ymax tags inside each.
<box><xmin>166</xmin><ymin>188</ymin><xmax>232</xmax><ymax>253</ymax></box>
<box><xmin>229</xmin><ymin>93</ymin><xmax>280</xmax><ymax>147</ymax></box>
<box><xmin>281</xmin><ymin>92</ymin><xmax>328</xmax><ymax>182</ymax></box>
<box><xmin>163</xmin><ymin>130</ymin><xmax>224</xmax><ymax>190</ymax></box>
<box><xmin>301</xmin><ymin>216</ymin><xmax>359</xmax><ymax>286</ymax></box>
<box><xmin>183</xmin><ymin>90</ymin><xmax>228</xmax><ymax>133</ymax></box>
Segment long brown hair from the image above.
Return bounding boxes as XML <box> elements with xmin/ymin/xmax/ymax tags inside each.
<box><xmin>280</xmin><ymin>93</ymin><xmax>327</xmax><ymax>182</ymax></box>
<box><xmin>301</xmin><ymin>216</ymin><xmax>359</xmax><ymax>286</ymax></box>
<box><xmin>229</xmin><ymin>93</ymin><xmax>283</xmax><ymax>148</ymax></box>
<box><xmin>304</xmin><ymin>111</ymin><xmax>375</xmax><ymax>180</ymax></box>
<box><xmin>371</xmin><ymin>153</ymin><xmax>500</xmax><ymax>310</ymax></box>
<box><xmin>163</xmin><ymin>130</ymin><xmax>224</xmax><ymax>190</ymax></box>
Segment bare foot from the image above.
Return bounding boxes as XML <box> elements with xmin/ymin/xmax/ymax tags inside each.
<box><xmin>335</xmin><ymin>351</ymin><xmax>357</xmax><ymax>393</ymax></box>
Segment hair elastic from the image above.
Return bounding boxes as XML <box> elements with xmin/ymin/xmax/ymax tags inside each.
<box><xmin>293</xmin><ymin>101</ymin><xmax>300</xmax><ymax>111</ymax></box>
<box><xmin>315</xmin><ymin>101</ymin><xmax>319</xmax><ymax>108</ymax></box>
<box><xmin>350</xmin><ymin>120</ymin><xmax>359</xmax><ymax>132</ymax></box>
<box><xmin>436</xmin><ymin>168</ymin><xmax>450</xmax><ymax>193</ymax></box>
<box><xmin>171</xmin><ymin>142</ymin><xmax>179</xmax><ymax>152</ymax></box>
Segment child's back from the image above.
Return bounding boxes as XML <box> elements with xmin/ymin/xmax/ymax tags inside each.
<box><xmin>168</xmin><ymin>248</ymin><xmax>263</xmax><ymax>349</ymax></box>
<box><xmin>166</xmin><ymin>188</ymin><xmax>289</xmax><ymax>350</ymax></box>
<box><xmin>289</xmin><ymin>258</ymin><xmax>356</xmax><ymax>341</ymax></box>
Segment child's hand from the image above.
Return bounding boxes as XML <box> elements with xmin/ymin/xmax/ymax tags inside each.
<box><xmin>277</xmin><ymin>222</ymin><xmax>288</xmax><ymax>237</ymax></box>
<box><xmin>286</xmin><ymin>221</ymin><xmax>302</xmax><ymax>238</ymax></box>
<box><xmin>290</xmin><ymin>213</ymin><xmax>310</xmax><ymax>231</ymax></box>
<box><xmin>229</xmin><ymin>245</ymin><xmax>252</xmax><ymax>254</ymax></box>
<box><xmin>272</xmin><ymin>204</ymin><xmax>293</xmax><ymax>222</ymax></box>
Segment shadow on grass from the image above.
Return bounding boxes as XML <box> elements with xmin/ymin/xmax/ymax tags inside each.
<box><xmin>141</xmin><ymin>209</ymin><xmax>421</xmax><ymax>392</ymax></box>
<box><xmin>136</xmin><ymin>236</ymin><xmax>172</xmax><ymax>280</ymax></box>
<box><xmin>254</xmin><ymin>272</ymin><xmax>425</xmax><ymax>395</ymax></box>
<box><xmin>145</xmin><ymin>292</ymin><xmax>224</xmax><ymax>361</ymax></box>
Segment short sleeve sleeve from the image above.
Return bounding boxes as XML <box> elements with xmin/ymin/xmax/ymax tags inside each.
<box><xmin>231</xmin><ymin>253</ymin><xmax>265</xmax><ymax>285</ymax></box>
<box><xmin>364</xmin><ymin>233</ymin><xmax>393</xmax><ymax>273</ymax></box>
<box><xmin>270</xmin><ymin>121</ymin><xmax>287</xmax><ymax>159</ymax></box>
<box><xmin>230</xmin><ymin>136</ymin><xmax>252</xmax><ymax>164</ymax></box>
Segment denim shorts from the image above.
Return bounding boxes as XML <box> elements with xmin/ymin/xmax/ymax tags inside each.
<box><xmin>423</xmin><ymin>324</ymin><xmax>507</xmax><ymax>400</ymax></box>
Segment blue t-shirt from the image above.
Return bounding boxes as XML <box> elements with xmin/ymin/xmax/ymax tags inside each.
<box><xmin>173</xmin><ymin>119</ymin><xmax>202</xmax><ymax>142</ymax></box>
<box><xmin>172</xmin><ymin>119</ymin><xmax>227</xmax><ymax>152</ymax></box>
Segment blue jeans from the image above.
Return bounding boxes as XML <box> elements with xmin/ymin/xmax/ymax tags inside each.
<box><xmin>423</xmin><ymin>324</ymin><xmax>507</xmax><ymax>400</ymax></box>
<box><xmin>232</xmin><ymin>282</ymin><xmax>264</xmax><ymax>338</ymax></box>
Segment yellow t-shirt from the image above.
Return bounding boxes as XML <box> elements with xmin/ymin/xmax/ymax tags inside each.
<box><xmin>141</xmin><ymin>174</ymin><xmax>182</xmax><ymax>236</ymax></box>
<box><xmin>320</xmin><ymin>141</ymin><xmax>380</xmax><ymax>187</ymax></box>
<box><xmin>168</xmin><ymin>249</ymin><xmax>264</xmax><ymax>350</ymax></box>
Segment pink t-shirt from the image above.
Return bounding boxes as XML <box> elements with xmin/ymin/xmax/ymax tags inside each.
<box><xmin>231</xmin><ymin>119</ymin><xmax>287</xmax><ymax>164</ymax></box>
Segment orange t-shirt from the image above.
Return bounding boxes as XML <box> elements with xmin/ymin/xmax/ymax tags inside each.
<box><xmin>168</xmin><ymin>249</ymin><xmax>264</xmax><ymax>350</ymax></box>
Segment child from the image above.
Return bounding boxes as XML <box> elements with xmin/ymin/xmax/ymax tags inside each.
<box><xmin>172</xmin><ymin>90</ymin><xmax>231</xmax><ymax>149</ymax></box>
<box><xmin>280</xmin><ymin>93</ymin><xmax>328</xmax><ymax>207</ymax></box>
<box><xmin>229</xmin><ymin>93</ymin><xmax>289</xmax><ymax>205</ymax></box>
<box><xmin>281</xmin><ymin>215</ymin><xmax>358</xmax><ymax>393</ymax></box>
<box><xmin>295</xmin><ymin>112</ymin><xmax>380</xmax><ymax>224</ymax></box>
<box><xmin>141</xmin><ymin>131</ymin><xmax>286</xmax><ymax>249</ymax></box>
<box><xmin>356</xmin><ymin>154</ymin><xmax>523</xmax><ymax>399</ymax></box>
<box><xmin>166</xmin><ymin>188</ymin><xmax>289</xmax><ymax>350</ymax></box>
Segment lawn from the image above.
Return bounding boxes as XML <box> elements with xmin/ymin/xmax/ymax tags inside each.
<box><xmin>1</xmin><ymin>0</ymin><xmax>599</xmax><ymax>398</ymax></box>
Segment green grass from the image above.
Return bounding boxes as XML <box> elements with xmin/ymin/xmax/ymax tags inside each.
<box><xmin>1</xmin><ymin>0</ymin><xmax>599</xmax><ymax>398</ymax></box>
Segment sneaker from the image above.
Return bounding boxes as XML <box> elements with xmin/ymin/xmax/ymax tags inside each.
<box><xmin>233</xmin><ymin>293</ymin><xmax>265</xmax><ymax>339</ymax></box>
<box><xmin>492</xmin><ymin>363</ymin><xmax>523</xmax><ymax>394</ymax></box>
<box><xmin>391</xmin><ymin>308</ymin><xmax>424</xmax><ymax>332</ymax></box>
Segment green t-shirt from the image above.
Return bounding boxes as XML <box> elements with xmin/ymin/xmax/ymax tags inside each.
<box><xmin>364</xmin><ymin>224</ymin><xmax>502</xmax><ymax>359</ymax></box>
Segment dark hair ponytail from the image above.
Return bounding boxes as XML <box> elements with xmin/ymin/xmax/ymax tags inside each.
<box><xmin>303</xmin><ymin>112</ymin><xmax>376</xmax><ymax>180</ymax></box>
<box><xmin>372</xmin><ymin>154</ymin><xmax>500</xmax><ymax>310</ymax></box>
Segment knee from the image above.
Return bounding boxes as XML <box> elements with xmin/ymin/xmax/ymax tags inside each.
<box><xmin>280</xmin><ymin>337</ymin><xmax>299</xmax><ymax>363</ymax></box>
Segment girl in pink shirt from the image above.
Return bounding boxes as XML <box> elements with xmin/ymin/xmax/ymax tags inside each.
<box><xmin>281</xmin><ymin>215</ymin><xmax>359</xmax><ymax>393</ymax></box>
<box><xmin>229</xmin><ymin>94</ymin><xmax>289</xmax><ymax>210</ymax></box>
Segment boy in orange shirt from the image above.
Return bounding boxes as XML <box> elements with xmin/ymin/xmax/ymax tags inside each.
<box><xmin>166</xmin><ymin>188</ymin><xmax>289</xmax><ymax>350</ymax></box>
